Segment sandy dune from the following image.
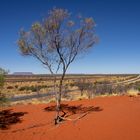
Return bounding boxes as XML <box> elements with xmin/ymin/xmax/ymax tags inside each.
<box><xmin>0</xmin><ymin>95</ymin><xmax>140</xmax><ymax>140</ymax></box>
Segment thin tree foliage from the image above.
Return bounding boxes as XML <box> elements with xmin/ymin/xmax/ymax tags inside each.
<box><xmin>18</xmin><ymin>8</ymin><xmax>98</xmax><ymax>124</ymax></box>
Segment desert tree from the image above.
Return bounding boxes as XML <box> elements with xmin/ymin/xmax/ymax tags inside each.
<box><xmin>85</xmin><ymin>81</ymin><xmax>94</xmax><ymax>99</ymax></box>
<box><xmin>75</xmin><ymin>78</ymin><xmax>86</xmax><ymax>96</ymax></box>
<box><xmin>75</xmin><ymin>79</ymin><xmax>94</xmax><ymax>98</ymax></box>
<box><xmin>18</xmin><ymin>8</ymin><xmax>97</xmax><ymax>124</ymax></box>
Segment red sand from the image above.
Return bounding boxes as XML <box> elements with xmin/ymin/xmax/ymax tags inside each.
<box><xmin>1</xmin><ymin>95</ymin><xmax>140</xmax><ymax>140</ymax></box>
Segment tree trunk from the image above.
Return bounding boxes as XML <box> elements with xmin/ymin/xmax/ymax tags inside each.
<box><xmin>55</xmin><ymin>71</ymin><xmax>66</xmax><ymax>124</ymax></box>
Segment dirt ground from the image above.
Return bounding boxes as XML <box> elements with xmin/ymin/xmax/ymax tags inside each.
<box><xmin>0</xmin><ymin>95</ymin><xmax>140</xmax><ymax>140</ymax></box>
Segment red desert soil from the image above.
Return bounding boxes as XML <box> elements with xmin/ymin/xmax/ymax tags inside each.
<box><xmin>0</xmin><ymin>95</ymin><xmax>140</xmax><ymax>140</ymax></box>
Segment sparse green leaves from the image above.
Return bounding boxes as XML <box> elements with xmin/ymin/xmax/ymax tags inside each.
<box><xmin>18</xmin><ymin>8</ymin><xmax>97</xmax><ymax>72</ymax></box>
<box><xmin>0</xmin><ymin>68</ymin><xmax>7</xmax><ymax>75</ymax></box>
<box><xmin>84</xmin><ymin>17</ymin><xmax>96</xmax><ymax>29</ymax></box>
<box><xmin>0</xmin><ymin>68</ymin><xmax>8</xmax><ymax>93</ymax></box>
<box><xmin>0</xmin><ymin>75</ymin><xmax>4</xmax><ymax>89</ymax></box>
<box><xmin>18</xmin><ymin>39</ymin><xmax>30</xmax><ymax>55</ymax></box>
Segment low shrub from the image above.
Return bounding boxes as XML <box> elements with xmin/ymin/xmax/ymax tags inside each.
<box><xmin>15</xmin><ymin>85</ymin><xmax>18</xmax><ymax>88</ymax></box>
<box><xmin>7</xmin><ymin>86</ymin><xmax>14</xmax><ymax>89</ymax></box>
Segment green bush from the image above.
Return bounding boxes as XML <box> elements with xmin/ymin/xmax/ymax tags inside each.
<box><xmin>138</xmin><ymin>87</ymin><xmax>140</xmax><ymax>92</ymax></box>
<box><xmin>0</xmin><ymin>75</ymin><xmax>5</xmax><ymax>90</ymax></box>
<box><xmin>0</xmin><ymin>68</ymin><xmax>9</xmax><ymax>105</ymax></box>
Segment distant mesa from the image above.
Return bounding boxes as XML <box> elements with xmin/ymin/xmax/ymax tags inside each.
<box><xmin>13</xmin><ymin>72</ymin><xmax>34</xmax><ymax>75</ymax></box>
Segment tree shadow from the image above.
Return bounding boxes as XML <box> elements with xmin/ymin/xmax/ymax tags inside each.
<box><xmin>0</xmin><ymin>109</ymin><xmax>28</xmax><ymax>130</ymax></box>
<box><xmin>44</xmin><ymin>104</ymin><xmax>103</xmax><ymax>120</ymax></box>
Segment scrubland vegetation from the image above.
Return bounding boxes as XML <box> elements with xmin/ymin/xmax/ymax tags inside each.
<box><xmin>2</xmin><ymin>74</ymin><xmax>140</xmax><ymax>102</ymax></box>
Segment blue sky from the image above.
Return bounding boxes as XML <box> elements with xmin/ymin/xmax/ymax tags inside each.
<box><xmin>0</xmin><ymin>0</ymin><xmax>140</xmax><ymax>74</ymax></box>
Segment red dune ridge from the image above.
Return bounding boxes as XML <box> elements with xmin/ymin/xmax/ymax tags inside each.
<box><xmin>0</xmin><ymin>95</ymin><xmax>140</xmax><ymax>140</ymax></box>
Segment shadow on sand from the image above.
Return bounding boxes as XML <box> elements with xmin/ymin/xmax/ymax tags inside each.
<box><xmin>44</xmin><ymin>104</ymin><xmax>103</xmax><ymax>120</ymax></box>
<box><xmin>0</xmin><ymin>109</ymin><xmax>28</xmax><ymax>130</ymax></box>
